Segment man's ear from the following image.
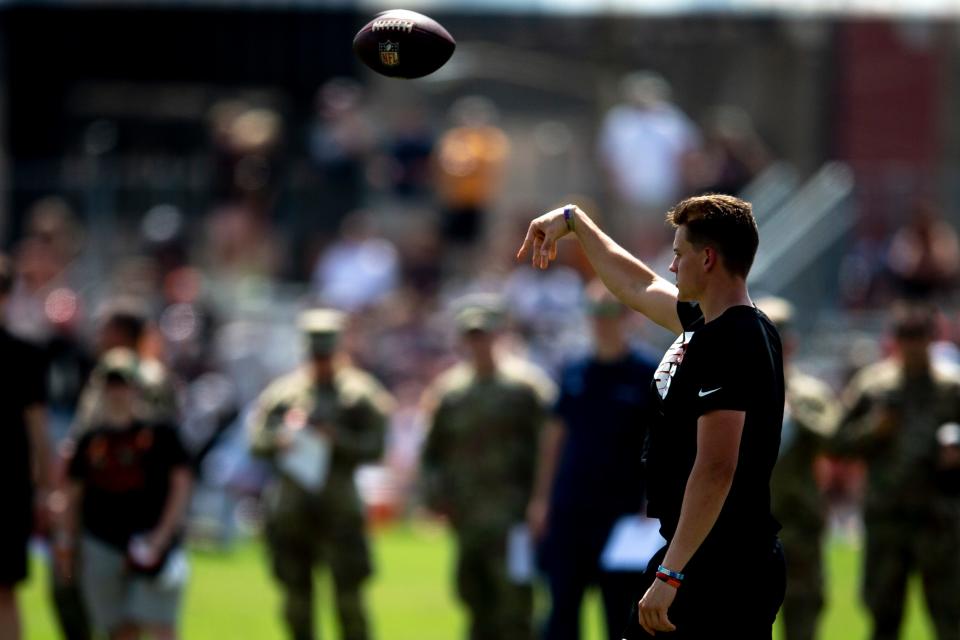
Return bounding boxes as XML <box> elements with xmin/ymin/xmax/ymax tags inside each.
<box><xmin>703</xmin><ymin>246</ymin><xmax>719</xmax><ymax>272</ymax></box>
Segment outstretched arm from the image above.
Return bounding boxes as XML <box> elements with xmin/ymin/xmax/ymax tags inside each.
<box><xmin>517</xmin><ymin>205</ymin><xmax>682</xmax><ymax>334</ymax></box>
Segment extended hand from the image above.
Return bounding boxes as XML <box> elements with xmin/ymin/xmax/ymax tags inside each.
<box><xmin>516</xmin><ymin>206</ymin><xmax>575</xmax><ymax>270</ymax></box>
<box><xmin>638</xmin><ymin>579</ymin><xmax>678</xmax><ymax>635</ymax></box>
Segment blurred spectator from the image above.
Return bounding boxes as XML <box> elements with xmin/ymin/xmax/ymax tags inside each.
<box><xmin>688</xmin><ymin>106</ymin><xmax>772</xmax><ymax>197</ymax></box>
<box><xmin>0</xmin><ymin>252</ymin><xmax>54</xmax><ymax>640</ymax></box>
<box><xmin>759</xmin><ymin>297</ymin><xmax>840</xmax><ymax>640</ymax></box>
<box><xmin>311</xmin><ymin>211</ymin><xmax>399</xmax><ymax>312</ymax></box>
<box><xmin>157</xmin><ymin>266</ymin><xmax>220</xmax><ymax>384</ymax></box>
<box><xmin>598</xmin><ymin>72</ymin><xmax>700</xmax><ymax>254</ymax></box>
<box><xmin>833</xmin><ymin>303</ymin><xmax>960</xmax><ymax>640</ymax></box>
<box><xmin>44</xmin><ymin>319</ymin><xmax>95</xmax><ymax>445</ymax></box>
<box><xmin>383</xmin><ymin>105</ymin><xmax>436</xmax><ymax>200</ymax></box>
<box><xmin>208</xmin><ymin>100</ymin><xmax>285</xmax><ymax>209</ymax></box>
<box><xmin>203</xmin><ymin>201</ymin><xmax>284</xmax><ymax>285</ymax></box>
<box><xmin>247</xmin><ymin>309</ymin><xmax>392</xmax><ymax>640</ymax></box>
<box><xmin>56</xmin><ymin>298</ymin><xmax>179</xmax><ymax>639</ymax></box>
<box><xmin>7</xmin><ymin>197</ymin><xmax>87</xmax><ymax>344</ymax></box>
<box><xmin>530</xmin><ymin>282</ymin><xmax>658</xmax><ymax>640</ymax></box>
<box><xmin>502</xmin><ymin>260</ymin><xmax>587</xmax><ymax>376</ymax></box>
<box><xmin>308</xmin><ymin>78</ymin><xmax>378</xmax><ymax>223</ymax></box>
<box><xmin>885</xmin><ymin>199</ymin><xmax>960</xmax><ymax>300</ymax></box>
<box><xmin>838</xmin><ymin>219</ymin><xmax>891</xmax><ymax>309</ymax></box>
<box><xmin>60</xmin><ymin>349</ymin><xmax>193</xmax><ymax>640</ymax></box>
<box><xmin>141</xmin><ymin>205</ymin><xmax>190</xmax><ymax>285</ymax></box>
<box><xmin>434</xmin><ymin>96</ymin><xmax>510</xmax><ymax>247</ymax></box>
<box><xmin>350</xmin><ymin>288</ymin><xmax>449</xmax><ymax>389</ymax></box>
<box><xmin>395</xmin><ymin>217</ymin><xmax>444</xmax><ymax>298</ymax></box>
<box><xmin>421</xmin><ymin>295</ymin><xmax>556</xmax><ymax>640</ymax></box>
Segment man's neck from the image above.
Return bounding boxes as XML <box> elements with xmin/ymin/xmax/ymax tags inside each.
<box><xmin>472</xmin><ymin>354</ymin><xmax>498</xmax><ymax>378</ymax></box>
<box><xmin>596</xmin><ymin>339</ymin><xmax>629</xmax><ymax>362</ymax></box>
<box><xmin>697</xmin><ymin>277</ymin><xmax>752</xmax><ymax>323</ymax></box>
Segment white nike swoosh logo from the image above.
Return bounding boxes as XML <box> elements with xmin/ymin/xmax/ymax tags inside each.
<box><xmin>698</xmin><ymin>388</ymin><xmax>722</xmax><ymax>397</ymax></box>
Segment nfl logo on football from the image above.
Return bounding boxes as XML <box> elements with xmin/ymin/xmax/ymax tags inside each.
<box><xmin>379</xmin><ymin>41</ymin><xmax>399</xmax><ymax>66</ymax></box>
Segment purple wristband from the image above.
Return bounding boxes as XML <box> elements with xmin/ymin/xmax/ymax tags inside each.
<box><xmin>563</xmin><ymin>205</ymin><xmax>575</xmax><ymax>232</ymax></box>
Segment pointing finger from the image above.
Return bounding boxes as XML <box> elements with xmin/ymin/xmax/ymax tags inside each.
<box><xmin>517</xmin><ymin>224</ymin><xmax>535</xmax><ymax>260</ymax></box>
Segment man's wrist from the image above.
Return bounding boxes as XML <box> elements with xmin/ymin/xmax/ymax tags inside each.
<box><xmin>563</xmin><ymin>205</ymin><xmax>577</xmax><ymax>233</ymax></box>
<box><xmin>655</xmin><ymin>565</ymin><xmax>684</xmax><ymax>589</ymax></box>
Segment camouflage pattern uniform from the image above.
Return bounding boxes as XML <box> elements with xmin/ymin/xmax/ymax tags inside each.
<box><xmin>834</xmin><ymin>358</ymin><xmax>960</xmax><ymax>640</ymax></box>
<box><xmin>771</xmin><ymin>369</ymin><xmax>840</xmax><ymax>640</ymax></box>
<box><xmin>422</xmin><ymin>327</ymin><xmax>556</xmax><ymax>640</ymax></box>
<box><xmin>71</xmin><ymin>356</ymin><xmax>178</xmax><ymax>434</ymax></box>
<box><xmin>249</xmin><ymin>310</ymin><xmax>392</xmax><ymax>640</ymax></box>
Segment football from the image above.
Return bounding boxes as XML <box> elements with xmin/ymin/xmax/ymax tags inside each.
<box><xmin>353</xmin><ymin>10</ymin><xmax>456</xmax><ymax>79</ymax></box>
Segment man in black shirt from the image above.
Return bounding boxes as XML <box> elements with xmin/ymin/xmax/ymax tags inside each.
<box><xmin>518</xmin><ymin>194</ymin><xmax>785</xmax><ymax>638</ymax></box>
<box><xmin>0</xmin><ymin>253</ymin><xmax>53</xmax><ymax>640</ymax></box>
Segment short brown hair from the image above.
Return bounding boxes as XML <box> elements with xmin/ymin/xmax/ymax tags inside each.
<box><xmin>666</xmin><ymin>194</ymin><xmax>759</xmax><ymax>278</ymax></box>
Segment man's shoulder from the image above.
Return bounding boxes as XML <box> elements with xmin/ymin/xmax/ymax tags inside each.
<box><xmin>259</xmin><ymin>368</ymin><xmax>312</xmax><ymax>403</ymax></box>
<box><xmin>626</xmin><ymin>347</ymin><xmax>660</xmax><ymax>373</ymax></box>
<box><xmin>788</xmin><ymin>370</ymin><xmax>834</xmax><ymax>399</ymax></box>
<box><xmin>429</xmin><ymin>362</ymin><xmax>474</xmax><ymax>398</ymax></box>
<box><xmin>787</xmin><ymin>371</ymin><xmax>840</xmax><ymax>437</ymax></box>
<box><xmin>335</xmin><ymin>366</ymin><xmax>394</xmax><ymax>410</ymax></box>
<box><xmin>137</xmin><ymin>357</ymin><xmax>172</xmax><ymax>391</ymax></box>
<box><xmin>499</xmin><ymin>356</ymin><xmax>557</xmax><ymax>406</ymax></box>
<box><xmin>847</xmin><ymin>359</ymin><xmax>899</xmax><ymax>393</ymax></box>
<box><xmin>690</xmin><ymin>308</ymin><xmax>756</xmax><ymax>349</ymax></box>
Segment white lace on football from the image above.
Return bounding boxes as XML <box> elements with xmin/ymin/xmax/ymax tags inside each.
<box><xmin>372</xmin><ymin>19</ymin><xmax>414</xmax><ymax>33</ymax></box>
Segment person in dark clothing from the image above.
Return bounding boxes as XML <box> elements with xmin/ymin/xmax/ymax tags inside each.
<box><xmin>0</xmin><ymin>252</ymin><xmax>54</xmax><ymax>640</ymax></box>
<box><xmin>59</xmin><ymin>349</ymin><xmax>193</xmax><ymax>640</ymax></box>
<box><xmin>518</xmin><ymin>193</ymin><xmax>785</xmax><ymax>639</ymax></box>
<box><xmin>530</xmin><ymin>280</ymin><xmax>658</xmax><ymax>640</ymax></box>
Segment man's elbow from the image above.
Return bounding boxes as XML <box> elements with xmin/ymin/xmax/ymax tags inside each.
<box><xmin>697</xmin><ymin>456</ymin><xmax>738</xmax><ymax>486</ymax></box>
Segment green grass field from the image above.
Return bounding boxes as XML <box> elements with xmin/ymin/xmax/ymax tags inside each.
<box><xmin>20</xmin><ymin>523</ymin><xmax>934</xmax><ymax>639</ymax></box>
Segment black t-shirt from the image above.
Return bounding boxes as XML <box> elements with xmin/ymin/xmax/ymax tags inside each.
<box><xmin>645</xmin><ymin>302</ymin><xmax>784</xmax><ymax>553</ymax></box>
<box><xmin>550</xmin><ymin>349</ymin><xmax>658</xmax><ymax>517</ymax></box>
<box><xmin>0</xmin><ymin>328</ymin><xmax>48</xmax><ymax>518</ymax></box>
<box><xmin>68</xmin><ymin>421</ymin><xmax>190</xmax><ymax>550</ymax></box>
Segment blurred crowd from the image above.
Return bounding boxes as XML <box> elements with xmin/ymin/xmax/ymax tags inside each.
<box><xmin>1</xmin><ymin>68</ymin><xmax>960</xmax><ymax>640</ymax></box>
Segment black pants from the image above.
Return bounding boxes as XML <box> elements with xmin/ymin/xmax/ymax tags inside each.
<box><xmin>540</xmin><ymin>514</ymin><xmax>644</xmax><ymax>640</ymax></box>
<box><xmin>621</xmin><ymin>538</ymin><xmax>785</xmax><ymax>639</ymax></box>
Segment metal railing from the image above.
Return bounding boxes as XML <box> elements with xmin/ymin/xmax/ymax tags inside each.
<box><xmin>749</xmin><ymin>161</ymin><xmax>855</xmax><ymax>296</ymax></box>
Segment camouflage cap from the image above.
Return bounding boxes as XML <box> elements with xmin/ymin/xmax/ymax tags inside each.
<box><xmin>755</xmin><ymin>296</ymin><xmax>794</xmax><ymax>332</ymax></box>
<box><xmin>298</xmin><ymin>308</ymin><xmax>346</xmax><ymax>355</ymax></box>
<box><xmin>96</xmin><ymin>347</ymin><xmax>141</xmax><ymax>386</ymax></box>
<box><xmin>454</xmin><ymin>293</ymin><xmax>505</xmax><ymax>334</ymax></box>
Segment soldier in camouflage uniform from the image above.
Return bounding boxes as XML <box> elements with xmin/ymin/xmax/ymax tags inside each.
<box><xmin>72</xmin><ymin>300</ymin><xmax>179</xmax><ymax>434</ymax></box>
<box><xmin>421</xmin><ymin>296</ymin><xmax>557</xmax><ymax>640</ymax></box>
<box><xmin>834</xmin><ymin>304</ymin><xmax>960</xmax><ymax>640</ymax></box>
<box><xmin>758</xmin><ymin>297</ymin><xmax>840</xmax><ymax>640</ymax></box>
<box><xmin>248</xmin><ymin>309</ymin><xmax>392</xmax><ymax>640</ymax></box>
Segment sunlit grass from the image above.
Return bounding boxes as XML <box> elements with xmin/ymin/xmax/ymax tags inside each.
<box><xmin>20</xmin><ymin>523</ymin><xmax>933</xmax><ymax>640</ymax></box>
